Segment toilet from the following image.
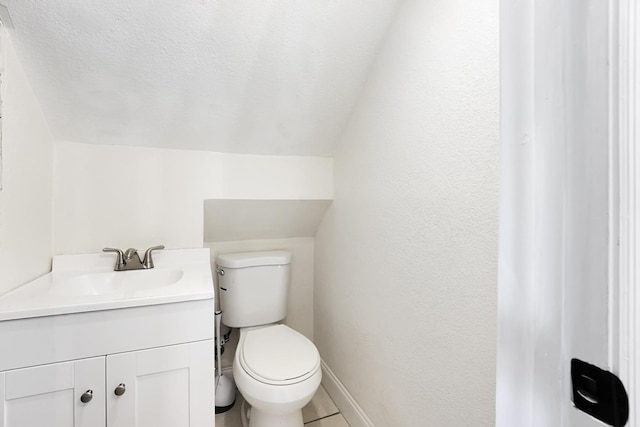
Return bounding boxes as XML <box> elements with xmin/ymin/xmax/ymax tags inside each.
<box><xmin>216</xmin><ymin>250</ymin><xmax>321</xmax><ymax>427</ymax></box>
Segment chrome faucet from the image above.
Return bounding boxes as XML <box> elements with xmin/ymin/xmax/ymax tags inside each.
<box><xmin>103</xmin><ymin>245</ymin><xmax>165</xmax><ymax>271</ymax></box>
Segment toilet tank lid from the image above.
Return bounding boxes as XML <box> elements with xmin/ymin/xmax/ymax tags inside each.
<box><xmin>216</xmin><ymin>250</ymin><xmax>291</xmax><ymax>268</ymax></box>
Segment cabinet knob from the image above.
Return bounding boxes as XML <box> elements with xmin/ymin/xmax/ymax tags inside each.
<box><xmin>80</xmin><ymin>390</ymin><xmax>93</xmax><ymax>403</ymax></box>
<box><xmin>114</xmin><ymin>383</ymin><xmax>126</xmax><ymax>396</ymax></box>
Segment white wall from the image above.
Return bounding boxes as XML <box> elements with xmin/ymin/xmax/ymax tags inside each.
<box><xmin>203</xmin><ymin>199</ymin><xmax>331</xmax><ymax>242</ymax></box>
<box><xmin>0</xmin><ymin>30</ymin><xmax>53</xmax><ymax>294</ymax></box>
<box><xmin>314</xmin><ymin>1</ymin><xmax>499</xmax><ymax>425</ymax></box>
<box><xmin>53</xmin><ymin>142</ymin><xmax>332</xmax><ymax>254</ymax></box>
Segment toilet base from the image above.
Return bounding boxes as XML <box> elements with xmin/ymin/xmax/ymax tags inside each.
<box><xmin>240</xmin><ymin>399</ymin><xmax>304</xmax><ymax>427</ymax></box>
<box><xmin>214</xmin><ymin>398</ymin><xmax>235</xmax><ymax>414</ymax></box>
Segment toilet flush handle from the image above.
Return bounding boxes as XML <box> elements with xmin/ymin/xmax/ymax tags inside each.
<box><xmin>216</xmin><ymin>267</ymin><xmax>227</xmax><ymax>291</ymax></box>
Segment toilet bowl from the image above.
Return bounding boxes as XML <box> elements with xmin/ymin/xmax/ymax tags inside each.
<box><xmin>233</xmin><ymin>324</ymin><xmax>321</xmax><ymax>427</ymax></box>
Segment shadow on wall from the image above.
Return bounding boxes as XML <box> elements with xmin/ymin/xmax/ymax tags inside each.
<box><xmin>203</xmin><ymin>198</ymin><xmax>332</xmax><ymax>369</ymax></box>
<box><xmin>203</xmin><ymin>199</ymin><xmax>332</xmax><ymax>242</ymax></box>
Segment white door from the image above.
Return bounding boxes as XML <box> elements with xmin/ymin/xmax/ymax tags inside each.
<box><xmin>106</xmin><ymin>340</ymin><xmax>214</xmax><ymax>427</ymax></box>
<box><xmin>0</xmin><ymin>357</ymin><xmax>105</xmax><ymax>427</ymax></box>
<box><xmin>497</xmin><ymin>0</ymin><xmax>626</xmax><ymax>426</ymax></box>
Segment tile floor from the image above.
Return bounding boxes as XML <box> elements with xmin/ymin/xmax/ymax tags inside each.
<box><xmin>215</xmin><ymin>385</ymin><xmax>350</xmax><ymax>427</ymax></box>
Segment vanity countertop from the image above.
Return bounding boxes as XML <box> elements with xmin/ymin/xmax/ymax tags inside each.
<box><xmin>0</xmin><ymin>248</ymin><xmax>214</xmax><ymax>321</ymax></box>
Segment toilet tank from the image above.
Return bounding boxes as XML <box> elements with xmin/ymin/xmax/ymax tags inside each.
<box><xmin>216</xmin><ymin>250</ymin><xmax>291</xmax><ymax>328</ymax></box>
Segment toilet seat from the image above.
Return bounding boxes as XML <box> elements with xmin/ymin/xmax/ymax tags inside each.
<box><xmin>239</xmin><ymin>324</ymin><xmax>320</xmax><ymax>386</ymax></box>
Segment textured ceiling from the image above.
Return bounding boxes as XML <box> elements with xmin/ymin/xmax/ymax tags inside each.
<box><xmin>3</xmin><ymin>0</ymin><xmax>400</xmax><ymax>156</ymax></box>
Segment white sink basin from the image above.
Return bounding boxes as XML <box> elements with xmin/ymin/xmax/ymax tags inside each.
<box><xmin>0</xmin><ymin>248</ymin><xmax>214</xmax><ymax>321</ymax></box>
<box><xmin>49</xmin><ymin>269</ymin><xmax>185</xmax><ymax>297</ymax></box>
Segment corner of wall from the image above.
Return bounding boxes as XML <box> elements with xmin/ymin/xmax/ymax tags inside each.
<box><xmin>0</xmin><ymin>28</ymin><xmax>54</xmax><ymax>294</ymax></box>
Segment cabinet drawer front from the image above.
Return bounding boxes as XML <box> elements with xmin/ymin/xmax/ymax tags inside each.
<box><xmin>0</xmin><ymin>300</ymin><xmax>214</xmax><ymax>373</ymax></box>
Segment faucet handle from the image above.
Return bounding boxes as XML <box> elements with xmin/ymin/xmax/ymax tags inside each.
<box><xmin>123</xmin><ymin>248</ymin><xmax>139</xmax><ymax>261</ymax></box>
<box><xmin>142</xmin><ymin>245</ymin><xmax>165</xmax><ymax>269</ymax></box>
<box><xmin>103</xmin><ymin>248</ymin><xmax>125</xmax><ymax>269</ymax></box>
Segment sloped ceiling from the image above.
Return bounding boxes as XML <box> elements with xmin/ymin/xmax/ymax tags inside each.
<box><xmin>3</xmin><ymin>0</ymin><xmax>400</xmax><ymax>156</ymax></box>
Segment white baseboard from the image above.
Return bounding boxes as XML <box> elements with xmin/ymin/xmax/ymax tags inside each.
<box><xmin>320</xmin><ymin>360</ymin><xmax>375</xmax><ymax>427</ymax></box>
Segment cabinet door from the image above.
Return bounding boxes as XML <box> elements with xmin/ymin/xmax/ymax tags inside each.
<box><xmin>0</xmin><ymin>357</ymin><xmax>105</xmax><ymax>427</ymax></box>
<box><xmin>107</xmin><ymin>340</ymin><xmax>213</xmax><ymax>427</ymax></box>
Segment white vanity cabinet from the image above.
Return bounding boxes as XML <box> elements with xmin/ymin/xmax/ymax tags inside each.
<box><xmin>0</xmin><ymin>248</ymin><xmax>216</xmax><ymax>427</ymax></box>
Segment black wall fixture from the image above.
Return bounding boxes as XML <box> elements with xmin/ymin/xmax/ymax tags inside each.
<box><xmin>571</xmin><ymin>358</ymin><xmax>629</xmax><ymax>427</ymax></box>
